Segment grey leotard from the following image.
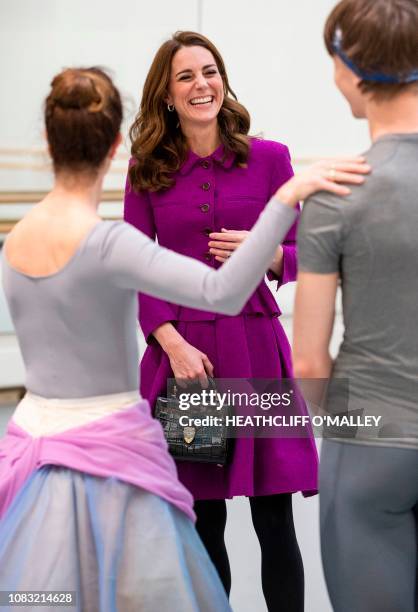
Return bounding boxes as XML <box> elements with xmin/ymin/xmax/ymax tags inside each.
<box><xmin>2</xmin><ymin>198</ymin><xmax>296</xmax><ymax>398</ymax></box>
<box><xmin>298</xmin><ymin>133</ymin><xmax>418</xmax><ymax>450</ymax></box>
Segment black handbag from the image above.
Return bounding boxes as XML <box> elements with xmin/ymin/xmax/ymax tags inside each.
<box><xmin>154</xmin><ymin>378</ymin><xmax>233</xmax><ymax>465</ymax></box>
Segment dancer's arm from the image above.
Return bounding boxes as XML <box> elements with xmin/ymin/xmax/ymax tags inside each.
<box><xmin>104</xmin><ymin>197</ymin><xmax>297</xmax><ymax>315</ymax></box>
<box><xmin>293</xmin><ymin>192</ymin><xmax>343</xmax><ymax>379</ymax></box>
<box><xmin>112</xmin><ymin>158</ymin><xmax>369</xmax><ymax>316</ymax></box>
<box><xmin>293</xmin><ymin>272</ymin><xmax>338</xmax><ymax>380</ymax></box>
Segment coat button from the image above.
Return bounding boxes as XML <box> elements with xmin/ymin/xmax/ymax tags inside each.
<box><xmin>204</xmin><ymin>252</ymin><xmax>212</xmax><ymax>261</ymax></box>
<box><xmin>201</xmin><ymin>160</ymin><xmax>210</xmax><ymax>169</ymax></box>
<box><xmin>201</xmin><ymin>182</ymin><xmax>211</xmax><ymax>191</ymax></box>
<box><xmin>200</xmin><ymin>204</ymin><xmax>210</xmax><ymax>212</ymax></box>
<box><xmin>203</xmin><ymin>227</ymin><xmax>212</xmax><ymax>236</ymax></box>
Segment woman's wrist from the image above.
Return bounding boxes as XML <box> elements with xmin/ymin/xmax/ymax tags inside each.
<box><xmin>153</xmin><ymin>323</ymin><xmax>185</xmax><ymax>354</ymax></box>
<box><xmin>269</xmin><ymin>245</ymin><xmax>284</xmax><ymax>276</ymax></box>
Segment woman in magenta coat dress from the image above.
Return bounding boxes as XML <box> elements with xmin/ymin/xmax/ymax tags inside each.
<box><xmin>124</xmin><ymin>31</ymin><xmax>318</xmax><ymax>611</ymax></box>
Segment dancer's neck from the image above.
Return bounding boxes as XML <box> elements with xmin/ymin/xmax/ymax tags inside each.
<box><xmin>367</xmin><ymin>91</ymin><xmax>418</xmax><ymax>142</ymax></box>
<box><xmin>41</xmin><ymin>167</ymin><xmax>106</xmax><ymax>216</ymax></box>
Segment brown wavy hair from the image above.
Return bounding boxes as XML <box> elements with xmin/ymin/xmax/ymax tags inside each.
<box><xmin>128</xmin><ymin>31</ymin><xmax>251</xmax><ymax>192</ymax></box>
<box><xmin>324</xmin><ymin>0</ymin><xmax>418</xmax><ymax>101</ymax></box>
<box><xmin>45</xmin><ymin>67</ymin><xmax>122</xmax><ymax>173</ymax></box>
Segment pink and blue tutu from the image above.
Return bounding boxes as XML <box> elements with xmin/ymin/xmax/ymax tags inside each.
<box><xmin>0</xmin><ymin>392</ymin><xmax>231</xmax><ymax>611</ymax></box>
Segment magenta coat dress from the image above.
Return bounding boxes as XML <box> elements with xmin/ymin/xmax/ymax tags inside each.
<box><xmin>124</xmin><ymin>138</ymin><xmax>318</xmax><ymax>500</ymax></box>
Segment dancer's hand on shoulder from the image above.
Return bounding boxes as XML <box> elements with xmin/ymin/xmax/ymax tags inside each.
<box><xmin>275</xmin><ymin>157</ymin><xmax>371</xmax><ymax>207</ymax></box>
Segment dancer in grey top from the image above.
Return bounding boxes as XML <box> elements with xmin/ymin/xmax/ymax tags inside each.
<box><xmin>293</xmin><ymin>1</ymin><xmax>418</xmax><ymax>610</ymax></box>
<box><xmin>2</xmin><ymin>204</ymin><xmax>297</xmax><ymax>399</ymax></box>
<box><xmin>299</xmin><ymin>132</ymin><xmax>418</xmax><ymax>449</ymax></box>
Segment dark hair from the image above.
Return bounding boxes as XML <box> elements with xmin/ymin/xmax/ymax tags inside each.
<box><xmin>129</xmin><ymin>31</ymin><xmax>251</xmax><ymax>192</ymax></box>
<box><xmin>45</xmin><ymin>67</ymin><xmax>123</xmax><ymax>173</ymax></box>
<box><xmin>324</xmin><ymin>0</ymin><xmax>418</xmax><ymax>100</ymax></box>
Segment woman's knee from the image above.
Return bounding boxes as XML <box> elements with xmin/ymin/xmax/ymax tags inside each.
<box><xmin>250</xmin><ymin>493</ymin><xmax>295</xmax><ymax>538</ymax></box>
<box><xmin>194</xmin><ymin>499</ymin><xmax>227</xmax><ymax>541</ymax></box>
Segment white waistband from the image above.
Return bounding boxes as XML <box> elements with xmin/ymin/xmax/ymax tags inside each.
<box><xmin>13</xmin><ymin>390</ymin><xmax>142</xmax><ymax>437</ymax></box>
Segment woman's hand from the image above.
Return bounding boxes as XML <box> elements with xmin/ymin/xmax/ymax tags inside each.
<box><xmin>208</xmin><ymin>229</ymin><xmax>249</xmax><ymax>263</ymax></box>
<box><xmin>166</xmin><ymin>339</ymin><xmax>214</xmax><ymax>389</ymax></box>
<box><xmin>153</xmin><ymin>322</ymin><xmax>214</xmax><ymax>388</ymax></box>
<box><xmin>276</xmin><ymin>157</ymin><xmax>371</xmax><ymax>207</ymax></box>
<box><xmin>208</xmin><ymin>230</ymin><xmax>284</xmax><ymax>274</ymax></box>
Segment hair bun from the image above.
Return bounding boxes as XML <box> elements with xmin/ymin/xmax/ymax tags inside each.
<box><xmin>45</xmin><ymin>66</ymin><xmax>122</xmax><ymax>172</ymax></box>
<box><xmin>50</xmin><ymin>69</ymin><xmax>104</xmax><ymax>113</ymax></box>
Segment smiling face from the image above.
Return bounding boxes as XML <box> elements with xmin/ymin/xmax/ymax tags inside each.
<box><xmin>333</xmin><ymin>55</ymin><xmax>367</xmax><ymax>118</ymax></box>
<box><xmin>166</xmin><ymin>45</ymin><xmax>225</xmax><ymax>131</ymax></box>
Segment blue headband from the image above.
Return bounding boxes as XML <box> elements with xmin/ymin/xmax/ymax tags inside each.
<box><xmin>332</xmin><ymin>28</ymin><xmax>418</xmax><ymax>84</ymax></box>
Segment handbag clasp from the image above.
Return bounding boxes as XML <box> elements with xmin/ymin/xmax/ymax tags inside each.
<box><xmin>183</xmin><ymin>426</ymin><xmax>196</xmax><ymax>444</ymax></box>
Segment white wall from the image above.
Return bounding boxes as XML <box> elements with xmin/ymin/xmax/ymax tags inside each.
<box><xmin>202</xmin><ymin>0</ymin><xmax>369</xmax><ymax>155</ymax></box>
<box><xmin>0</xmin><ymin>0</ymin><xmax>369</xmax><ymax>188</ymax></box>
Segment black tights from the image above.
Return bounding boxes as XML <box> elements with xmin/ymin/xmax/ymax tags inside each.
<box><xmin>194</xmin><ymin>494</ymin><xmax>304</xmax><ymax>612</ymax></box>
